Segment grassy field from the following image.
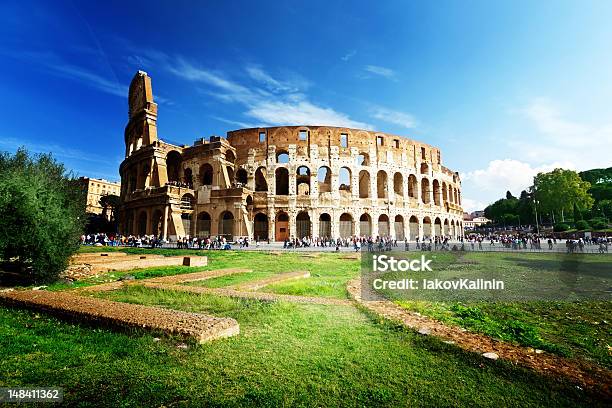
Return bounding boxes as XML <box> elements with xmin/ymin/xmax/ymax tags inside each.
<box><xmin>390</xmin><ymin>252</ymin><xmax>612</xmax><ymax>369</ymax></box>
<box><xmin>1</xmin><ymin>247</ymin><xmax>610</xmax><ymax>406</ymax></box>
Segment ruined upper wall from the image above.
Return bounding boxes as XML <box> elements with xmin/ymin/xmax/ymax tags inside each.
<box><xmin>226</xmin><ymin>126</ymin><xmax>442</xmax><ymax>169</ymax></box>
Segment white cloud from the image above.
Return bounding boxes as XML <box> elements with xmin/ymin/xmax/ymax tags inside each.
<box><xmin>462</xmin><ymin>159</ymin><xmax>576</xmax><ymax>208</ymax></box>
<box><xmin>370</xmin><ymin>106</ymin><xmax>417</xmax><ymax>129</ymax></box>
<box><xmin>341</xmin><ymin>50</ymin><xmax>357</xmax><ymax>61</ymax></box>
<box><xmin>247</xmin><ymin>98</ymin><xmax>371</xmax><ymax>129</ymax></box>
<box><xmin>155</xmin><ymin>56</ymin><xmax>370</xmax><ymax>129</ymax></box>
<box><xmin>461</xmin><ymin>198</ymin><xmax>486</xmax><ymax>213</ymax></box>
<box><xmin>364</xmin><ymin>65</ymin><xmax>397</xmax><ymax>79</ymax></box>
<box><xmin>513</xmin><ymin>97</ymin><xmax>612</xmax><ymax>168</ymax></box>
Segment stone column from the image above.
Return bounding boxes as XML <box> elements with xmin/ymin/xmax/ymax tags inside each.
<box><xmin>162</xmin><ymin>205</ymin><xmax>169</xmax><ymax>239</ymax></box>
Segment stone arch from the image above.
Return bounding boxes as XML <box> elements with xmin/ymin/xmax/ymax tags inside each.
<box><xmin>434</xmin><ymin>217</ymin><xmax>442</xmax><ymax>236</ymax></box>
<box><xmin>394</xmin><ymin>215</ymin><xmax>405</xmax><ymax>240</ymax></box>
<box><xmin>442</xmin><ymin>182</ymin><xmax>448</xmax><ymax>203</ymax></box>
<box><xmin>152</xmin><ymin>209</ymin><xmax>163</xmax><ymax>237</ymax></box>
<box><xmin>226</xmin><ymin>150</ymin><xmax>236</xmax><ymax>164</ymax></box>
<box><xmin>319</xmin><ymin>213</ymin><xmax>332</xmax><ymax>238</ymax></box>
<box><xmin>423</xmin><ymin>216</ymin><xmax>432</xmax><ymax>238</ymax></box>
<box><xmin>339</xmin><ymin>167</ymin><xmax>351</xmax><ymax>193</ymax></box>
<box><xmin>275</xmin><ymin>167</ymin><xmax>289</xmax><ymax>195</ymax></box>
<box><xmin>377</xmin><ymin>170</ymin><xmax>388</xmax><ymax>199</ymax></box>
<box><xmin>318</xmin><ymin>166</ymin><xmax>332</xmax><ymax>193</ymax></box>
<box><xmin>420</xmin><ymin>162</ymin><xmax>429</xmax><ymax>175</ymax></box>
<box><xmin>296</xmin><ymin>211</ymin><xmax>311</xmax><ymax>238</ymax></box>
<box><xmin>433</xmin><ymin>179</ymin><xmax>441</xmax><ymax>206</ymax></box>
<box><xmin>184</xmin><ymin>168</ymin><xmax>193</xmax><ymax>187</ymax></box>
<box><xmin>166</xmin><ymin>151</ymin><xmax>182</xmax><ymax>183</ymax></box>
<box><xmin>254</xmin><ymin>213</ymin><xmax>269</xmax><ymax>241</ymax></box>
<box><xmin>378</xmin><ymin>214</ymin><xmax>390</xmax><ymax>237</ymax></box>
<box><xmin>393</xmin><ymin>172</ymin><xmax>404</xmax><ymax>197</ymax></box>
<box><xmin>296</xmin><ymin>165</ymin><xmax>311</xmax><ymax>196</ymax></box>
<box><xmin>197</xmin><ymin>212</ymin><xmax>211</xmax><ymax>237</ymax></box>
<box><xmin>275</xmin><ymin>211</ymin><xmax>290</xmax><ymax>241</ymax></box>
<box><xmin>138</xmin><ymin>211</ymin><xmax>148</xmax><ymax>236</ymax></box>
<box><xmin>408</xmin><ymin>175</ymin><xmax>418</xmax><ymax>199</ymax></box>
<box><xmin>218</xmin><ymin>211</ymin><xmax>235</xmax><ymax>240</ymax></box>
<box><xmin>181</xmin><ymin>213</ymin><xmax>192</xmax><ymax>236</ymax></box>
<box><xmin>444</xmin><ymin>219</ymin><xmax>450</xmax><ymax>235</ymax></box>
<box><xmin>200</xmin><ymin>163</ymin><xmax>213</xmax><ymax>185</ymax></box>
<box><xmin>235</xmin><ymin>168</ymin><xmax>248</xmax><ymax>185</ymax></box>
<box><xmin>276</xmin><ymin>150</ymin><xmax>289</xmax><ymax>164</ymax></box>
<box><xmin>409</xmin><ymin>215</ymin><xmax>419</xmax><ymax>239</ymax></box>
<box><xmin>339</xmin><ymin>213</ymin><xmax>354</xmax><ymax>238</ymax></box>
<box><xmin>359</xmin><ymin>213</ymin><xmax>372</xmax><ymax>237</ymax></box>
<box><xmin>357</xmin><ymin>152</ymin><xmax>369</xmax><ymax>166</ymax></box>
<box><xmin>359</xmin><ymin>170</ymin><xmax>370</xmax><ymax>198</ymax></box>
<box><xmin>421</xmin><ymin>178</ymin><xmax>431</xmax><ymax>204</ymax></box>
<box><xmin>180</xmin><ymin>193</ymin><xmax>195</xmax><ymax>210</ymax></box>
<box><xmin>255</xmin><ymin>167</ymin><xmax>268</xmax><ymax>191</ymax></box>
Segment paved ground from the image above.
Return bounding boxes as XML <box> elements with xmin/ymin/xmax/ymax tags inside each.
<box><xmin>112</xmin><ymin>240</ymin><xmax>609</xmax><ymax>254</ymax></box>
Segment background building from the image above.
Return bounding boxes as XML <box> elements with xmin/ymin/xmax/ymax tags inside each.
<box><xmin>119</xmin><ymin>71</ymin><xmax>464</xmax><ymax>241</ymax></box>
<box><xmin>79</xmin><ymin>177</ymin><xmax>121</xmax><ymax>217</ymax></box>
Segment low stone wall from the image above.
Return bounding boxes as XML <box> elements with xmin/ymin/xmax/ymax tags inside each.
<box><xmin>0</xmin><ymin>290</ymin><xmax>238</xmax><ymax>343</ymax></box>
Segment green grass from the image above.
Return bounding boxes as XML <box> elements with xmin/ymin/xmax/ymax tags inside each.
<box><xmin>393</xmin><ymin>252</ymin><xmax>612</xmax><ymax>368</ymax></box>
<box><xmin>0</xmin><ymin>285</ymin><xmax>598</xmax><ymax>407</ymax></box>
<box><xmin>1</xmin><ymin>248</ymin><xmax>609</xmax><ymax>406</ymax></box>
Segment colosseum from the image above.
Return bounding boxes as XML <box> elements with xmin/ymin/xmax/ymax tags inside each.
<box><xmin>119</xmin><ymin>71</ymin><xmax>464</xmax><ymax>242</ymax></box>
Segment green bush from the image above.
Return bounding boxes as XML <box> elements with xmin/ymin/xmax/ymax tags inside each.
<box><xmin>0</xmin><ymin>148</ymin><xmax>86</xmax><ymax>283</ymax></box>
<box><xmin>575</xmin><ymin>220</ymin><xmax>590</xmax><ymax>230</ymax></box>
<box><xmin>589</xmin><ymin>217</ymin><xmax>608</xmax><ymax>230</ymax></box>
<box><xmin>553</xmin><ymin>223</ymin><xmax>570</xmax><ymax>232</ymax></box>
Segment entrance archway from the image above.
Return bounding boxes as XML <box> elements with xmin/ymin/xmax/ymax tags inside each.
<box><xmin>218</xmin><ymin>211</ymin><xmax>234</xmax><ymax>240</ymax></box>
<box><xmin>394</xmin><ymin>215</ymin><xmax>405</xmax><ymax>240</ymax></box>
<box><xmin>296</xmin><ymin>212</ymin><xmax>311</xmax><ymax>238</ymax></box>
<box><xmin>254</xmin><ymin>213</ymin><xmax>269</xmax><ymax>241</ymax></box>
<box><xmin>378</xmin><ymin>214</ymin><xmax>390</xmax><ymax>237</ymax></box>
<box><xmin>359</xmin><ymin>213</ymin><xmax>372</xmax><ymax>237</ymax></box>
<box><xmin>275</xmin><ymin>211</ymin><xmax>289</xmax><ymax>241</ymax></box>
<box><xmin>319</xmin><ymin>213</ymin><xmax>331</xmax><ymax>238</ymax></box>
<box><xmin>339</xmin><ymin>213</ymin><xmax>354</xmax><ymax>238</ymax></box>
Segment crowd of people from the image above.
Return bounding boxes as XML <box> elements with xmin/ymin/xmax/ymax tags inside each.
<box><xmin>80</xmin><ymin>232</ymin><xmax>610</xmax><ymax>253</ymax></box>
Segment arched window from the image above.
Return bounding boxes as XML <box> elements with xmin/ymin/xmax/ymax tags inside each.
<box><xmin>235</xmin><ymin>168</ymin><xmax>248</xmax><ymax>185</ymax></box>
<box><xmin>356</xmin><ymin>153</ymin><xmax>369</xmax><ymax>166</ymax></box>
<box><xmin>339</xmin><ymin>167</ymin><xmax>351</xmax><ymax>192</ymax></box>
<box><xmin>255</xmin><ymin>167</ymin><xmax>268</xmax><ymax>191</ymax></box>
<box><xmin>166</xmin><ymin>151</ymin><xmax>182</xmax><ymax>183</ymax></box>
<box><xmin>200</xmin><ymin>163</ymin><xmax>213</xmax><ymax>186</ymax></box>
<box><xmin>296</xmin><ymin>166</ymin><xmax>310</xmax><ymax>196</ymax></box>
<box><xmin>408</xmin><ymin>175</ymin><xmax>418</xmax><ymax>198</ymax></box>
<box><xmin>359</xmin><ymin>170</ymin><xmax>370</xmax><ymax>198</ymax></box>
<box><xmin>393</xmin><ymin>172</ymin><xmax>403</xmax><ymax>197</ymax></box>
<box><xmin>276</xmin><ymin>150</ymin><xmax>289</xmax><ymax>164</ymax></box>
<box><xmin>275</xmin><ymin>167</ymin><xmax>289</xmax><ymax>195</ymax></box>
<box><xmin>317</xmin><ymin>166</ymin><xmax>331</xmax><ymax>193</ymax></box>
<box><xmin>421</xmin><ymin>178</ymin><xmax>430</xmax><ymax>204</ymax></box>
<box><xmin>377</xmin><ymin>170</ymin><xmax>388</xmax><ymax>199</ymax></box>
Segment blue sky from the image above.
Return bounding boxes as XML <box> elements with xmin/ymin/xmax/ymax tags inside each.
<box><xmin>1</xmin><ymin>0</ymin><xmax>612</xmax><ymax>211</ymax></box>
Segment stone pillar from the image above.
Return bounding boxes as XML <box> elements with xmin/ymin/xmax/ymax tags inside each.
<box><xmin>312</xmin><ymin>211</ymin><xmax>320</xmax><ymax>239</ymax></box>
<box><xmin>162</xmin><ymin>205</ymin><xmax>169</xmax><ymax>239</ymax></box>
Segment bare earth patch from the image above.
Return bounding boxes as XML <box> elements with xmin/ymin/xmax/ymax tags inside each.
<box><xmin>347</xmin><ymin>277</ymin><xmax>612</xmax><ymax>397</ymax></box>
<box><xmin>0</xmin><ymin>289</ymin><xmax>238</xmax><ymax>343</ymax></box>
<box><xmin>64</xmin><ymin>252</ymin><xmax>208</xmax><ymax>280</ymax></box>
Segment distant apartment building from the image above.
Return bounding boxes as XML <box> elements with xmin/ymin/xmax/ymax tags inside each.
<box><xmin>463</xmin><ymin>212</ymin><xmax>491</xmax><ymax>230</ymax></box>
<box><xmin>79</xmin><ymin>177</ymin><xmax>121</xmax><ymax>216</ymax></box>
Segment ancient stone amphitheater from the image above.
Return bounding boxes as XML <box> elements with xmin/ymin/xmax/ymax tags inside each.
<box><xmin>119</xmin><ymin>71</ymin><xmax>464</xmax><ymax>242</ymax></box>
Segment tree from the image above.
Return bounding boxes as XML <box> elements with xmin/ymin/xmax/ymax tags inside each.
<box><xmin>0</xmin><ymin>148</ymin><xmax>86</xmax><ymax>283</ymax></box>
<box><xmin>99</xmin><ymin>194</ymin><xmax>121</xmax><ymax>221</ymax></box>
<box><xmin>532</xmin><ymin>168</ymin><xmax>594</xmax><ymax>222</ymax></box>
